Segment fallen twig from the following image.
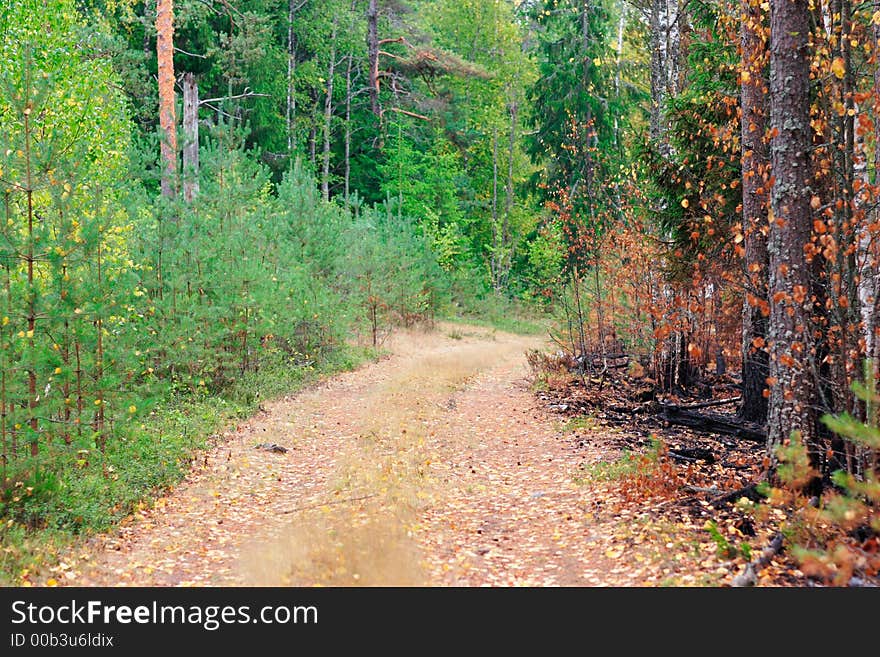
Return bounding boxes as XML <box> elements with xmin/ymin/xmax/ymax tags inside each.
<box><xmin>657</xmin><ymin>407</ymin><xmax>765</xmax><ymax>442</ymax></box>
<box><xmin>731</xmin><ymin>532</ymin><xmax>784</xmax><ymax>587</ymax></box>
<box><xmin>662</xmin><ymin>396</ymin><xmax>741</xmax><ymax>411</ymax></box>
<box><xmin>279</xmin><ymin>493</ymin><xmax>377</xmax><ymax>515</ymax></box>
<box><xmin>669</xmin><ymin>447</ymin><xmax>716</xmax><ymax>463</ymax></box>
<box><xmin>712</xmin><ymin>482</ymin><xmax>762</xmax><ymax>506</ymax></box>
<box><xmin>683</xmin><ymin>485</ymin><xmax>722</xmax><ymax>495</ymax></box>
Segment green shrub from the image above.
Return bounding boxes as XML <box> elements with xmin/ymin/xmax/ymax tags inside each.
<box><xmin>765</xmin><ymin>371</ymin><xmax>880</xmax><ymax>586</ymax></box>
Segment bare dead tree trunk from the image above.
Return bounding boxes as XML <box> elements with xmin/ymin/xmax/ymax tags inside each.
<box><xmin>739</xmin><ymin>0</ymin><xmax>769</xmax><ymax>424</ymax></box>
<box><xmin>156</xmin><ymin>0</ymin><xmax>177</xmax><ymax>199</ymax></box>
<box><xmin>182</xmin><ymin>72</ymin><xmax>199</xmax><ymax>203</ymax></box>
<box><xmin>308</xmin><ymin>94</ymin><xmax>318</xmax><ymax>168</ymax></box>
<box><xmin>322</xmin><ymin>19</ymin><xmax>338</xmax><ymax>202</ymax></box>
<box><xmin>344</xmin><ymin>53</ymin><xmax>353</xmax><ymax>206</ymax></box>
<box><xmin>767</xmin><ymin>0</ymin><xmax>817</xmax><ymax>452</ymax></box>
<box><xmin>503</xmin><ymin>95</ymin><xmax>517</xmax><ymax>289</ymax></box>
<box><xmin>367</xmin><ymin>0</ymin><xmax>380</xmax><ymax>116</ymax></box>
<box><xmin>287</xmin><ymin>0</ymin><xmax>298</xmax><ymax>156</ymax></box>
<box><xmin>491</xmin><ymin>126</ymin><xmax>499</xmax><ymax>291</ymax></box>
<box><xmin>594</xmin><ymin>261</ymin><xmax>605</xmax><ymax>358</ymax></box>
<box><xmin>492</xmin><ymin>127</ymin><xmax>498</xmax><ymax>228</ymax></box>
<box><xmin>396</xmin><ymin>119</ymin><xmax>403</xmax><ymax>222</ymax></box>
<box><xmin>572</xmin><ymin>266</ymin><xmax>588</xmax><ymax>360</ymax></box>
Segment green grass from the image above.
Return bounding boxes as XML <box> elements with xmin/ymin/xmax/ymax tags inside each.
<box><xmin>0</xmin><ymin>345</ymin><xmax>374</xmax><ymax>585</ymax></box>
<box><xmin>443</xmin><ymin>289</ymin><xmax>551</xmax><ymax>336</ymax></box>
<box><xmin>444</xmin><ymin>307</ymin><xmax>549</xmax><ymax>336</ymax></box>
<box><xmin>560</xmin><ymin>415</ymin><xmax>599</xmax><ymax>433</ymax></box>
<box><xmin>574</xmin><ymin>451</ymin><xmax>640</xmax><ymax>484</ymax></box>
<box><xmin>573</xmin><ymin>438</ymin><xmax>666</xmax><ymax>485</ymax></box>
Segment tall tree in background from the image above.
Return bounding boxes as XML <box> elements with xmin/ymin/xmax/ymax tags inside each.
<box><xmin>739</xmin><ymin>0</ymin><xmax>769</xmax><ymax>424</ymax></box>
<box><xmin>766</xmin><ymin>0</ymin><xmax>815</xmax><ymax>451</ymax></box>
<box><xmin>367</xmin><ymin>0</ymin><xmax>380</xmax><ymax>116</ymax></box>
<box><xmin>526</xmin><ymin>0</ymin><xmax>635</xmax><ymax>358</ymax></box>
<box><xmin>156</xmin><ymin>0</ymin><xmax>177</xmax><ymax>199</ymax></box>
<box><xmin>182</xmin><ymin>71</ymin><xmax>199</xmax><ymax>202</ymax></box>
<box><xmin>648</xmin><ymin>0</ymin><xmax>685</xmax><ymax>151</ymax></box>
<box><xmin>426</xmin><ymin>0</ymin><xmax>535</xmax><ymax>291</ymax></box>
<box><xmin>322</xmin><ymin>16</ymin><xmax>339</xmax><ymax>202</ymax></box>
<box><xmin>528</xmin><ymin>0</ymin><xmax>616</xmax><ymax>197</ymax></box>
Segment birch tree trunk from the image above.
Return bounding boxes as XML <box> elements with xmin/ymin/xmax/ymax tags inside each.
<box><xmin>649</xmin><ymin>0</ymin><xmax>667</xmax><ymax>147</ymax></box>
<box><xmin>872</xmin><ymin>5</ymin><xmax>880</xmax><ymax>378</ymax></box>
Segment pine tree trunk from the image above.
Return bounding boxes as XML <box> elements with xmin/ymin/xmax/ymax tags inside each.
<box><xmin>24</xmin><ymin>108</ymin><xmax>38</xmax><ymax>457</ymax></box>
<box><xmin>94</xmin><ymin>243</ymin><xmax>105</xmax><ymax>453</ymax></box>
<box><xmin>739</xmin><ymin>0</ymin><xmax>769</xmax><ymax>424</ymax></box>
<box><xmin>1</xmin><ymin>256</ymin><xmax>8</xmax><ymax>474</ymax></box>
<box><xmin>767</xmin><ymin>0</ymin><xmax>816</xmax><ymax>451</ymax></box>
<box><xmin>156</xmin><ymin>0</ymin><xmax>177</xmax><ymax>199</ymax></box>
<box><xmin>1</xmin><ymin>366</ymin><xmax>6</xmax><ymax>480</ymax></box>
<box><xmin>182</xmin><ymin>72</ymin><xmax>199</xmax><ymax>203</ymax></box>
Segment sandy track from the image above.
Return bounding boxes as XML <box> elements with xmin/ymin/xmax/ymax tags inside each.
<box><xmin>67</xmin><ymin>324</ymin><xmax>622</xmax><ymax>587</ymax></box>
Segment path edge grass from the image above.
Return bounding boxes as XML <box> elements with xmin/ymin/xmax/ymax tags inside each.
<box><xmin>0</xmin><ymin>345</ymin><xmax>376</xmax><ymax>586</ymax></box>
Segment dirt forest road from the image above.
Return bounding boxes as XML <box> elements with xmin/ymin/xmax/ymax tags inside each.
<box><xmin>66</xmin><ymin>324</ymin><xmax>635</xmax><ymax>587</ymax></box>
